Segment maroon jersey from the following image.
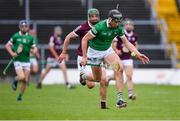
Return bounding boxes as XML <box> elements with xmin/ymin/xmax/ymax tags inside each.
<box><xmin>116</xmin><ymin>30</ymin><xmax>137</xmax><ymax>60</ymax></box>
<box><xmin>73</xmin><ymin>21</ymin><xmax>93</xmax><ymax>56</ymax></box>
<box><xmin>48</xmin><ymin>35</ymin><xmax>63</xmax><ymax>58</ymax></box>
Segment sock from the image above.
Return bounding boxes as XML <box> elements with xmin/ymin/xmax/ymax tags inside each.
<box><xmin>65</xmin><ymin>82</ymin><xmax>69</xmax><ymax>85</ymax></box>
<box><xmin>128</xmin><ymin>90</ymin><xmax>133</xmax><ymax>96</ymax></box>
<box><xmin>117</xmin><ymin>92</ymin><xmax>123</xmax><ymax>101</ymax></box>
<box><xmin>18</xmin><ymin>93</ymin><xmax>23</xmax><ymax>99</ymax></box>
<box><xmin>101</xmin><ymin>100</ymin><xmax>106</xmax><ymax>109</ymax></box>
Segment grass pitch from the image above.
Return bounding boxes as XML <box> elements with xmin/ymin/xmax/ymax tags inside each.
<box><xmin>0</xmin><ymin>83</ymin><xmax>180</xmax><ymax>120</ymax></box>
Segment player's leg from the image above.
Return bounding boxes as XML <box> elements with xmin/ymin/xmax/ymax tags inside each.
<box><xmin>59</xmin><ymin>61</ymin><xmax>68</xmax><ymax>84</ymax></box>
<box><xmin>77</xmin><ymin>56</ymin><xmax>95</xmax><ymax>89</ymax></box>
<box><xmin>36</xmin><ymin>64</ymin><xmax>51</xmax><ymax>89</ymax></box>
<box><xmin>91</xmin><ymin>66</ymin><xmax>107</xmax><ymax>109</ymax></box>
<box><xmin>123</xmin><ymin>59</ymin><xmax>136</xmax><ymax>100</ymax></box>
<box><xmin>17</xmin><ymin>68</ymin><xmax>30</xmax><ymax>101</ymax></box>
<box><xmin>12</xmin><ymin>61</ymin><xmax>24</xmax><ymax>91</ymax></box>
<box><xmin>30</xmin><ymin>58</ymin><xmax>39</xmax><ymax>74</ymax></box>
<box><xmin>81</xmin><ymin>68</ymin><xmax>96</xmax><ymax>89</ymax></box>
<box><xmin>16</xmin><ymin>62</ymin><xmax>31</xmax><ymax>101</ymax></box>
<box><xmin>86</xmin><ymin>47</ymin><xmax>107</xmax><ymax>109</ymax></box>
<box><xmin>59</xmin><ymin>61</ymin><xmax>74</xmax><ymax>89</ymax></box>
<box><xmin>100</xmin><ymin>67</ymin><xmax>107</xmax><ymax>108</ymax></box>
<box><xmin>86</xmin><ymin>78</ymin><xmax>96</xmax><ymax>89</ymax></box>
<box><xmin>106</xmin><ymin>72</ymin><xmax>115</xmax><ymax>87</ymax></box>
<box><xmin>28</xmin><ymin>58</ymin><xmax>39</xmax><ymax>86</ymax></box>
<box><xmin>80</xmin><ymin>69</ymin><xmax>96</xmax><ymax>89</ymax></box>
<box><xmin>104</xmin><ymin>51</ymin><xmax>127</xmax><ymax>108</ymax></box>
<box><xmin>15</xmin><ymin>68</ymin><xmax>26</xmax><ymax>101</ymax></box>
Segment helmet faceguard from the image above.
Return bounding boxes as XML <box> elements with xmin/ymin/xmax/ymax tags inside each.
<box><xmin>19</xmin><ymin>20</ymin><xmax>29</xmax><ymax>27</ymax></box>
<box><xmin>88</xmin><ymin>8</ymin><xmax>100</xmax><ymax>25</ymax></box>
<box><xmin>108</xmin><ymin>9</ymin><xmax>123</xmax><ymax>21</ymax></box>
<box><xmin>123</xmin><ymin>18</ymin><xmax>134</xmax><ymax>32</ymax></box>
<box><xmin>88</xmin><ymin>8</ymin><xmax>100</xmax><ymax>18</ymax></box>
<box><xmin>123</xmin><ymin>18</ymin><xmax>134</xmax><ymax>26</ymax></box>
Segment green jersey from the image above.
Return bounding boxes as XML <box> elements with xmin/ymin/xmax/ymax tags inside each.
<box><xmin>89</xmin><ymin>19</ymin><xmax>125</xmax><ymax>51</ymax></box>
<box><xmin>8</xmin><ymin>31</ymin><xmax>35</xmax><ymax>62</ymax></box>
<box><xmin>30</xmin><ymin>37</ymin><xmax>38</xmax><ymax>58</ymax></box>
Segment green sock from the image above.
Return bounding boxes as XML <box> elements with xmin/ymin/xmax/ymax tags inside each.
<box><xmin>117</xmin><ymin>92</ymin><xmax>123</xmax><ymax>101</ymax></box>
<box><xmin>18</xmin><ymin>93</ymin><xmax>23</xmax><ymax>98</ymax></box>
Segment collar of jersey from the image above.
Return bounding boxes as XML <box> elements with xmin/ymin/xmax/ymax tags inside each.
<box><xmin>19</xmin><ymin>31</ymin><xmax>28</xmax><ymax>36</ymax></box>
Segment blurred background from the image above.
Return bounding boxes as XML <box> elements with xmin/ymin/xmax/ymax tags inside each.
<box><xmin>0</xmin><ymin>0</ymin><xmax>180</xmax><ymax>83</ymax></box>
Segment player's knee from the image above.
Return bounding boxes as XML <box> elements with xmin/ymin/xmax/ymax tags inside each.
<box><xmin>31</xmin><ymin>70</ymin><xmax>36</xmax><ymax>74</ymax></box>
<box><xmin>126</xmin><ymin>74</ymin><xmax>132</xmax><ymax>81</ymax></box>
<box><xmin>32</xmin><ymin>67</ymin><xmax>38</xmax><ymax>73</ymax></box>
<box><xmin>18</xmin><ymin>75</ymin><xmax>25</xmax><ymax>81</ymax></box>
<box><xmin>113</xmin><ymin>62</ymin><xmax>123</xmax><ymax>72</ymax></box>
<box><xmin>87</xmin><ymin>81</ymin><xmax>95</xmax><ymax>89</ymax></box>
<box><xmin>33</xmin><ymin>69</ymin><xmax>38</xmax><ymax>74</ymax></box>
<box><xmin>93</xmin><ymin>76</ymin><xmax>101</xmax><ymax>82</ymax></box>
<box><xmin>100</xmin><ymin>78</ymin><xmax>106</xmax><ymax>86</ymax></box>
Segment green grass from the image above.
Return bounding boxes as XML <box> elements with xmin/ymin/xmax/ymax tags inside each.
<box><xmin>0</xmin><ymin>83</ymin><xmax>180</xmax><ymax>120</ymax></box>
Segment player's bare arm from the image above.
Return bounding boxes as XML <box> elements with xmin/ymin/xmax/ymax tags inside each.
<box><xmin>121</xmin><ymin>37</ymin><xmax>150</xmax><ymax>64</ymax></box>
<box><xmin>5</xmin><ymin>43</ymin><xmax>17</xmax><ymax>58</ymax></box>
<box><xmin>59</xmin><ymin>32</ymin><xmax>77</xmax><ymax>62</ymax></box>
<box><xmin>62</xmin><ymin>32</ymin><xmax>78</xmax><ymax>54</ymax></box>
<box><xmin>81</xmin><ymin>32</ymin><xmax>94</xmax><ymax>66</ymax></box>
<box><xmin>112</xmin><ymin>40</ymin><xmax>122</xmax><ymax>55</ymax></box>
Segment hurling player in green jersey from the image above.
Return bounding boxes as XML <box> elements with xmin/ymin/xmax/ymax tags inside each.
<box><xmin>5</xmin><ymin>20</ymin><xmax>37</xmax><ymax>101</ymax></box>
<box><xmin>81</xmin><ymin>9</ymin><xmax>150</xmax><ymax>108</ymax></box>
<box><xmin>58</xmin><ymin>8</ymin><xmax>108</xmax><ymax>109</ymax></box>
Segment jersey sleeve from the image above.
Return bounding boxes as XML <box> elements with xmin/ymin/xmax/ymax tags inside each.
<box><xmin>73</xmin><ymin>25</ymin><xmax>83</xmax><ymax>37</ymax></box>
<box><xmin>8</xmin><ymin>34</ymin><xmax>16</xmax><ymax>45</ymax></box>
<box><xmin>89</xmin><ymin>23</ymin><xmax>101</xmax><ymax>37</ymax></box>
<box><xmin>118</xmin><ymin>27</ymin><xmax>125</xmax><ymax>39</ymax></box>
<box><xmin>49</xmin><ymin>36</ymin><xmax>54</xmax><ymax>47</ymax></box>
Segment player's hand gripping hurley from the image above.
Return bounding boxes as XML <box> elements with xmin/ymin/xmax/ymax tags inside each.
<box><xmin>3</xmin><ymin>44</ymin><xmax>23</xmax><ymax>75</ymax></box>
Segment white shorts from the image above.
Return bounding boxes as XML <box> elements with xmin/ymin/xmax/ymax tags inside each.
<box><xmin>30</xmin><ymin>58</ymin><xmax>38</xmax><ymax>66</ymax></box>
<box><xmin>14</xmin><ymin>61</ymin><xmax>31</xmax><ymax>71</ymax></box>
<box><xmin>87</xmin><ymin>47</ymin><xmax>115</xmax><ymax>65</ymax></box>
<box><xmin>122</xmin><ymin>59</ymin><xmax>133</xmax><ymax>67</ymax></box>
<box><xmin>47</xmin><ymin>57</ymin><xmax>64</xmax><ymax>67</ymax></box>
<box><xmin>77</xmin><ymin>55</ymin><xmax>91</xmax><ymax>74</ymax></box>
